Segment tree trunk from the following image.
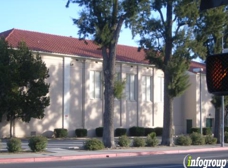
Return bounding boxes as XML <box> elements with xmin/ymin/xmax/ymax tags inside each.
<box><xmin>161</xmin><ymin>0</ymin><xmax>173</xmax><ymax>146</ymax></box>
<box><xmin>214</xmin><ymin>107</ymin><xmax>221</xmax><ymax>143</ymax></box>
<box><xmin>102</xmin><ymin>10</ymin><xmax>124</xmax><ymax>148</ymax></box>
<box><xmin>161</xmin><ymin>72</ymin><xmax>174</xmax><ymax>146</ymax></box>
<box><xmin>9</xmin><ymin>117</ymin><xmax>13</xmax><ymax>138</ymax></box>
<box><xmin>102</xmin><ymin>51</ymin><xmax>116</xmax><ymax>148</ymax></box>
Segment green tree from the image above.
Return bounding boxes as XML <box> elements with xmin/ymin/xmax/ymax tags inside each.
<box><xmin>0</xmin><ymin>39</ymin><xmax>50</xmax><ymax>137</ymax></box>
<box><xmin>132</xmin><ymin>0</ymin><xmax>202</xmax><ymax>146</ymax></box>
<box><xmin>66</xmin><ymin>0</ymin><xmax>151</xmax><ymax>147</ymax></box>
<box><xmin>195</xmin><ymin>6</ymin><xmax>228</xmax><ymax>143</ymax></box>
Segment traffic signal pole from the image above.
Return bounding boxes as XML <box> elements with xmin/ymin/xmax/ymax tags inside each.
<box><xmin>221</xmin><ymin>96</ymin><xmax>224</xmax><ymax>147</ymax></box>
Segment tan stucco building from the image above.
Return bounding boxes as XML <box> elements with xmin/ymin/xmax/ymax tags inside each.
<box><xmin>0</xmin><ymin>29</ymin><xmax>214</xmax><ymax>138</ymax></box>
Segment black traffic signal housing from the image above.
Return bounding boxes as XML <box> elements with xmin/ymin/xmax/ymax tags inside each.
<box><xmin>206</xmin><ymin>53</ymin><xmax>228</xmax><ymax>95</ymax></box>
<box><xmin>200</xmin><ymin>0</ymin><xmax>228</xmax><ymax>11</ymax></box>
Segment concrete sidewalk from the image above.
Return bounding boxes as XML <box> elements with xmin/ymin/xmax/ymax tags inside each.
<box><xmin>1</xmin><ymin>144</ymin><xmax>228</xmax><ymax>164</ymax></box>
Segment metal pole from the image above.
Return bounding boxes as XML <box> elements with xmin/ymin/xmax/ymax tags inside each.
<box><xmin>221</xmin><ymin>96</ymin><xmax>225</xmax><ymax>147</ymax></box>
<box><xmin>200</xmin><ymin>71</ymin><xmax>202</xmax><ymax>135</ymax></box>
<box><xmin>221</xmin><ymin>36</ymin><xmax>225</xmax><ymax>147</ymax></box>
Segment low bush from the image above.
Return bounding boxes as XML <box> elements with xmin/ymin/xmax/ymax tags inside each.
<box><xmin>129</xmin><ymin>126</ymin><xmax>145</xmax><ymax>136</ymax></box>
<box><xmin>75</xmin><ymin>128</ymin><xmax>87</xmax><ymax>137</ymax></box>
<box><xmin>224</xmin><ymin>127</ymin><xmax>228</xmax><ymax>132</ymax></box>
<box><xmin>54</xmin><ymin>128</ymin><xmax>68</xmax><ymax>138</ymax></box>
<box><xmin>203</xmin><ymin>127</ymin><xmax>212</xmax><ymax>135</ymax></box>
<box><xmin>190</xmin><ymin>132</ymin><xmax>205</xmax><ymax>145</ymax></box>
<box><xmin>154</xmin><ymin>127</ymin><xmax>163</xmax><ymax>136</ymax></box>
<box><xmin>84</xmin><ymin>138</ymin><xmax>104</xmax><ymax>150</ymax></box>
<box><xmin>146</xmin><ymin>132</ymin><xmax>159</xmax><ymax>147</ymax></box>
<box><xmin>205</xmin><ymin>135</ymin><xmax>217</xmax><ymax>145</ymax></box>
<box><xmin>175</xmin><ymin>135</ymin><xmax>192</xmax><ymax>146</ymax></box>
<box><xmin>133</xmin><ymin>137</ymin><xmax>145</xmax><ymax>147</ymax></box>
<box><xmin>28</xmin><ymin>136</ymin><xmax>47</xmax><ymax>152</ymax></box>
<box><xmin>144</xmin><ymin>128</ymin><xmax>155</xmax><ymax>136</ymax></box>
<box><xmin>224</xmin><ymin>132</ymin><xmax>228</xmax><ymax>143</ymax></box>
<box><xmin>95</xmin><ymin>127</ymin><xmax>103</xmax><ymax>137</ymax></box>
<box><xmin>115</xmin><ymin>128</ymin><xmax>127</xmax><ymax>137</ymax></box>
<box><xmin>190</xmin><ymin>128</ymin><xmax>200</xmax><ymax>134</ymax></box>
<box><xmin>7</xmin><ymin>138</ymin><xmax>21</xmax><ymax>152</ymax></box>
<box><xmin>118</xmin><ymin>135</ymin><xmax>130</xmax><ymax>147</ymax></box>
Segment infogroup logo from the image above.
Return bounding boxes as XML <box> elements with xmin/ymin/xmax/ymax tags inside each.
<box><xmin>183</xmin><ymin>154</ymin><xmax>227</xmax><ymax>168</ymax></box>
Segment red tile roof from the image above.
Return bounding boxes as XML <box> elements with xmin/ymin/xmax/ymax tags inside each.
<box><xmin>0</xmin><ymin>28</ymin><xmax>205</xmax><ymax>71</ymax></box>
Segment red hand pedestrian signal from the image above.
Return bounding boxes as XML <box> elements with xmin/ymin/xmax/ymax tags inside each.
<box><xmin>206</xmin><ymin>53</ymin><xmax>228</xmax><ymax>95</ymax></box>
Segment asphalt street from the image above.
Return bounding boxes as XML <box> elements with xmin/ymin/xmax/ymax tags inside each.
<box><xmin>1</xmin><ymin>151</ymin><xmax>228</xmax><ymax>168</ymax></box>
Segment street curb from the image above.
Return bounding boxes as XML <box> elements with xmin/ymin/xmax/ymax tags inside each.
<box><xmin>1</xmin><ymin>147</ymin><xmax>228</xmax><ymax>164</ymax></box>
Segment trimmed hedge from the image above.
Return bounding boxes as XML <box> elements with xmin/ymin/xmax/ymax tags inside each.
<box><xmin>75</xmin><ymin>128</ymin><xmax>87</xmax><ymax>137</ymax></box>
<box><xmin>205</xmin><ymin>135</ymin><xmax>217</xmax><ymax>144</ymax></box>
<box><xmin>84</xmin><ymin>138</ymin><xmax>104</xmax><ymax>150</ymax></box>
<box><xmin>115</xmin><ymin>128</ymin><xmax>127</xmax><ymax>137</ymax></box>
<box><xmin>190</xmin><ymin>132</ymin><xmax>205</xmax><ymax>145</ymax></box>
<box><xmin>225</xmin><ymin>132</ymin><xmax>228</xmax><ymax>143</ymax></box>
<box><xmin>95</xmin><ymin>127</ymin><xmax>103</xmax><ymax>137</ymax></box>
<box><xmin>146</xmin><ymin>132</ymin><xmax>159</xmax><ymax>147</ymax></box>
<box><xmin>129</xmin><ymin>126</ymin><xmax>145</xmax><ymax>136</ymax></box>
<box><xmin>154</xmin><ymin>127</ymin><xmax>163</xmax><ymax>136</ymax></box>
<box><xmin>118</xmin><ymin>135</ymin><xmax>130</xmax><ymax>147</ymax></box>
<box><xmin>175</xmin><ymin>135</ymin><xmax>192</xmax><ymax>146</ymax></box>
<box><xmin>190</xmin><ymin>128</ymin><xmax>200</xmax><ymax>134</ymax></box>
<box><xmin>54</xmin><ymin>128</ymin><xmax>68</xmax><ymax>138</ymax></box>
<box><xmin>133</xmin><ymin>137</ymin><xmax>145</xmax><ymax>147</ymax></box>
<box><xmin>144</xmin><ymin>128</ymin><xmax>155</xmax><ymax>136</ymax></box>
<box><xmin>224</xmin><ymin>127</ymin><xmax>228</xmax><ymax>132</ymax></box>
<box><xmin>203</xmin><ymin>127</ymin><xmax>212</xmax><ymax>135</ymax></box>
<box><xmin>7</xmin><ymin>138</ymin><xmax>21</xmax><ymax>152</ymax></box>
<box><xmin>28</xmin><ymin>136</ymin><xmax>47</xmax><ymax>152</ymax></box>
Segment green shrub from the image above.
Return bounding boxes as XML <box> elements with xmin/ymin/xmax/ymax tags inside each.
<box><xmin>95</xmin><ymin>127</ymin><xmax>103</xmax><ymax>137</ymax></box>
<box><xmin>154</xmin><ymin>127</ymin><xmax>163</xmax><ymax>136</ymax></box>
<box><xmin>54</xmin><ymin>128</ymin><xmax>68</xmax><ymax>138</ymax></box>
<box><xmin>203</xmin><ymin>127</ymin><xmax>212</xmax><ymax>135</ymax></box>
<box><xmin>224</xmin><ymin>127</ymin><xmax>228</xmax><ymax>133</ymax></box>
<box><xmin>7</xmin><ymin>138</ymin><xmax>21</xmax><ymax>152</ymax></box>
<box><xmin>225</xmin><ymin>132</ymin><xmax>228</xmax><ymax>143</ymax></box>
<box><xmin>129</xmin><ymin>126</ymin><xmax>145</xmax><ymax>136</ymax></box>
<box><xmin>175</xmin><ymin>135</ymin><xmax>192</xmax><ymax>146</ymax></box>
<box><xmin>118</xmin><ymin>135</ymin><xmax>130</xmax><ymax>147</ymax></box>
<box><xmin>28</xmin><ymin>136</ymin><xmax>47</xmax><ymax>152</ymax></box>
<box><xmin>133</xmin><ymin>137</ymin><xmax>145</xmax><ymax>147</ymax></box>
<box><xmin>190</xmin><ymin>132</ymin><xmax>205</xmax><ymax>145</ymax></box>
<box><xmin>75</xmin><ymin>128</ymin><xmax>87</xmax><ymax>137</ymax></box>
<box><xmin>205</xmin><ymin>135</ymin><xmax>217</xmax><ymax>144</ymax></box>
<box><xmin>190</xmin><ymin>128</ymin><xmax>200</xmax><ymax>134</ymax></box>
<box><xmin>84</xmin><ymin>138</ymin><xmax>104</xmax><ymax>150</ymax></box>
<box><xmin>115</xmin><ymin>128</ymin><xmax>127</xmax><ymax>137</ymax></box>
<box><xmin>146</xmin><ymin>132</ymin><xmax>159</xmax><ymax>147</ymax></box>
<box><xmin>144</xmin><ymin>128</ymin><xmax>155</xmax><ymax>136</ymax></box>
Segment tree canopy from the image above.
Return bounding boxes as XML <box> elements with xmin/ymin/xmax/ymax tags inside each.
<box><xmin>0</xmin><ymin>38</ymin><xmax>50</xmax><ymax>137</ymax></box>
<box><xmin>67</xmin><ymin>0</ymin><xmax>151</xmax><ymax>147</ymax></box>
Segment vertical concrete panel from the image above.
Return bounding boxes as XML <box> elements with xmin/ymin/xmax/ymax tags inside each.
<box><xmin>63</xmin><ymin>57</ymin><xmax>71</xmax><ymax>130</ymax></box>
<box><xmin>84</xmin><ymin>61</ymin><xmax>103</xmax><ymax>136</ymax></box>
<box><xmin>68</xmin><ymin>60</ymin><xmax>83</xmax><ymax>137</ymax></box>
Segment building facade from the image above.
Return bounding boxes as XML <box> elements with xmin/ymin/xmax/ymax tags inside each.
<box><xmin>0</xmin><ymin>29</ymin><xmax>214</xmax><ymax>138</ymax></box>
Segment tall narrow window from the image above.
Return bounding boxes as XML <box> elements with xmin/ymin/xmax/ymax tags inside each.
<box><xmin>90</xmin><ymin>71</ymin><xmax>101</xmax><ymax>99</ymax></box>
<box><xmin>142</xmin><ymin>76</ymin><xmax>152</xmax><ymax>102</ymax></box>
<box><xmin>126</xmin><ymin>74</ymin><xmax>135</xmax><ymax>101</ymax></box>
